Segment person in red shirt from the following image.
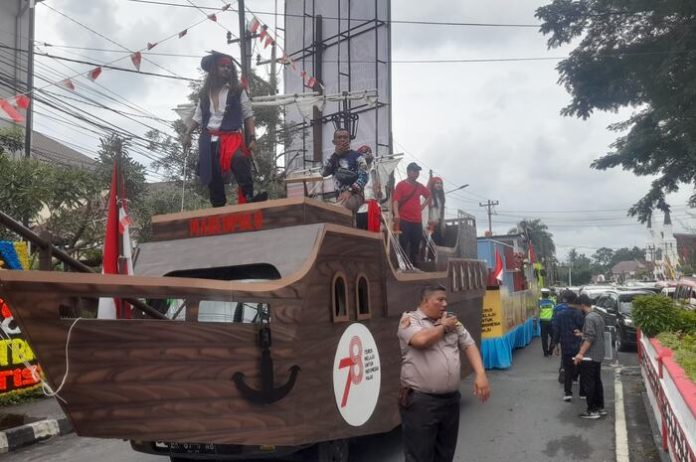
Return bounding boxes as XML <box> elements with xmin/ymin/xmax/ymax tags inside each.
<box><xmin>393</xmin><ymin>162</ymin><xmax>432</xmax><ymax>265</ymax></box>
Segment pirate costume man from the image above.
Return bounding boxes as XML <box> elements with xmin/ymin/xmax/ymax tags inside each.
<box><xmin>184</xmin><ymin>51</ymin><xmax>258</xmax><ymax>206</ymax></box>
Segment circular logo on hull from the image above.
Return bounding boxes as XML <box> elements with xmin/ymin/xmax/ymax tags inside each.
<box><xmin>332</xmin><ymin>323</ymin><xmax>381</xmax><ymax>426</ymax></box>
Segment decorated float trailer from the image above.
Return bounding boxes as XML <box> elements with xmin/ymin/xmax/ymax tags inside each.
<box><xmin>0</xmin><ymin>197</ymin><xmax>486</xmax><ymax>461</ymax></box>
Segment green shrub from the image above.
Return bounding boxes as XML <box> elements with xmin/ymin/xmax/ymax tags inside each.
<box><xmin>675</xmin><ymin>309</ymin><xmax>696</xmax><ymax>333</ymax></box>
<box><xmin>632</xmin><ymin>295</ymin><xmax>678</xmax><ymax>337</ymax></box>
<box><xmin>657</xmin><ymin>331</ymin><xmax>681</xmax><ymax>349</ymax></box>
<box><xmin>674</xmin><ymin>348</ymin><xmax>696</xmax><ymax>382</ymax></box>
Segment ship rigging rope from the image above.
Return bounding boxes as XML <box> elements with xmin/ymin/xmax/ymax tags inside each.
<box><xmin>0</xmin><ymin>317</ymin><xmax>82</xmax><ymax>404</ymax></box>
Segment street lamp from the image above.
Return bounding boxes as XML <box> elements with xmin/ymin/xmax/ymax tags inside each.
<box><xmin>445</xmin><ymin>184</ymin><xmax>469</xmax><ymax>194</ymax></box>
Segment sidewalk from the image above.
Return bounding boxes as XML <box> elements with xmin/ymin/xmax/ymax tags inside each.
<box><xmin>0</xmin><ymin>397</ymin><xmax>72</xmax><ymax>453</ymax></box>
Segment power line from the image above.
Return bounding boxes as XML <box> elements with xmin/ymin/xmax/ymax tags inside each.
<box><xmin>0</xmin><ymin>43</ymin><xmax>199</xmax><ymax>82</ymax></box>
<box><xmin>125</xmin><ymin>0</ymin><xmax>542</xmax><ymax>28</ymax></box>
<box><xmin>41</xmin><ymin>2</ymin><xmax>183</xmax><ymax>79</ymax></box>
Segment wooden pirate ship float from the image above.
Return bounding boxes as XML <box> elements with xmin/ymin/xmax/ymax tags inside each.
<box><xmin>0</xmin><ymin>197</ymin><xmax>486</xmax><ymax>459</ymax></box>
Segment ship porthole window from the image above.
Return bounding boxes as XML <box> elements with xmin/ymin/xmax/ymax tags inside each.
<box><xmin>356</xmin><ymin>275</ymin><xmax>371</xmax><ymax>319</ymax></box>
<box><xmin>332</xmin><ymin>273</ymin><xmax>349</xmax><ymax>322</ymax></box>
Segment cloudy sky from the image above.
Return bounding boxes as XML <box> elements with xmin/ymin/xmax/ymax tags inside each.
<box><xmin>23</xmin><ymin>0</ymin><xmax>695</xmax><ymax>260</ymax></box>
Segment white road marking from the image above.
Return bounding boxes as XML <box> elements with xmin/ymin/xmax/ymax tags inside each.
<box><xmin>615</xmin><ymin>367</ymin><xmax>630</xmax><ymax>462</ymax></box>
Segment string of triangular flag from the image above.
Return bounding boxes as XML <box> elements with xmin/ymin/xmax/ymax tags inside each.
<box><xmin>0</xmin><ymin>4</ymin><xmax>234</xmax><ymax>123</ymax></box>
<box><xmin>246</xmin><ymin>13</ymin><xmax>322</xmax><ymax>91</ymax></box>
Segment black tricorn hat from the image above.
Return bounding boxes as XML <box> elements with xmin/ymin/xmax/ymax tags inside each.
<box><xmin>200</xmin><ymin>51</ymin><xmax>234</xmax><ymax>72</ymax></box>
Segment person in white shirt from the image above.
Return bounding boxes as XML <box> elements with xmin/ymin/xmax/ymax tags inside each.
<box><xmin>183</xmin><ymin>52</ymin><xmax>259</xmax><ymax>206</ymax></box>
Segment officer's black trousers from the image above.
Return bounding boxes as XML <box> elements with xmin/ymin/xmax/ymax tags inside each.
<box><xmin>400</xmin><ymin>391</ymin><xmax>460</xmax><ymax>462</ymax></box>
<box><xmin>539</xmin><ymin>320</ymin><xmax>552</xmax><ymax>355</ymax></box>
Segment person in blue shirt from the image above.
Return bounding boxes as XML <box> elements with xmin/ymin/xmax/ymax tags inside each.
<box><xmin>551</xmin><ymin>290</ymin><xmax>585</xmax><ymax>401</ymax></box>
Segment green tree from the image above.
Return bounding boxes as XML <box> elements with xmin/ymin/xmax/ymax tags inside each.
<box><xmin>509</xmin><ymin>218</ymin><xmax>556</xmax><ymax>264</ymax></box>
<box><xmin>610</xmin><ymin>246</ymin><xmax>646</xmax><ymax>268</ymax></box>
<box><xmin>536</xmin><ymin>1</ymin><xmax>696</xmax><ymax>222</ymax></box>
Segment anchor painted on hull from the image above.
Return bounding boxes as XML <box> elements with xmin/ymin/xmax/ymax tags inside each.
<box><xmin>233</xmin><ymin>323</ymin><xmax>301</xmax><ymax>404</ymax></box>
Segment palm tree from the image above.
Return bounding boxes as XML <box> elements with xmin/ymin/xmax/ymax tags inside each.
<box><xmin>508</xmin><ymin>219</ymin><xmax>556</xmax><ymax>264</ymax></box>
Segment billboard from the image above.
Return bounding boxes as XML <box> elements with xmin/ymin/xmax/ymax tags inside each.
<box><xmin>284</xmin><ymin>0</ymin><xmax>391</xmax><ymax>174</ymax></box>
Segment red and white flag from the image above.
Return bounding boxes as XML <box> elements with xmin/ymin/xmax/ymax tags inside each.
<box><xmin>0</xmin><ymin>99</ymin><xmax>23</xmax><ymax>123</ymax></box>
<box><xmin>130</xmin><ymin>52</ymin><xmax>142</xmax><ymax>71</ymax></box>
<box><xmin>14</xmin><ymin>95</ymin><xmax>30</xmax><ymax>109</ymax></box>
<box><xmin>249</xmin><ymin>17</ymin><xmax>260</xmax><ymax>33</ymax></box>
<box><xmin>207</xmin><ymin>13</ymin><xmax>217</xmax><ymax>22</ymax></box>
<box><xmin>528</xmin><ymin>242</ymin><xmax>537</xmax><ymax>264</ymax></box>
<box><xmin>147</xmin><ymin>42</ymin><xmax>158</xmax><ymax>50</ymax></box>
<box><xmin>307</xmin><ymin>77</ymin><xmax>317</xmax><ymax>88</ymax></box>
<box><xmin>264</xmin><ymin>35</ymin><xmax>274</xmax><ymax>49</ymax></box>
<box><xmin>178</xmin><ymin>29</ymin><xmax>187</xmax><ymax>38</ymax></box>
<box><xmin>88</xmin><ymin>67</ymin><xmax>102</xmax><ymax>81</ymax></box>
<box><xmin>221</xmin><ymin>3</ymin><xmax>231</xmax><ymax>11</ymax></box>
<box><xmin>494</xmin><ymin>249</ymin><xmax>504</xmax><ymax>284</ymax></box>
<box><xmin>62</xmin><ymin>79</ymin><xmax>76</xmax><ymax>91</ymax></box>
<box><xmin>97</xmin><ymin>163</ymin><xmax>135</xmax><ymax>319</ymax></box>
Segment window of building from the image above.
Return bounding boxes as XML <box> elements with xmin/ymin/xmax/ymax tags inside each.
<box><xmin>333</xmin><ymin>273</ymin><xmax>349</xmax><ymax>322</ymax></box>
<box><xmin>356</xmin><ymin>275</ymin><xmax>371</xmax><ymax>319</ymax></box>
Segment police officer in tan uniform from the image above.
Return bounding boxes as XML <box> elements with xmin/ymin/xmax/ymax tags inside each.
<box><xmin>397</xmin><ymin>285</ymin><xmax>490</xmax><ymax>462</ymax></box>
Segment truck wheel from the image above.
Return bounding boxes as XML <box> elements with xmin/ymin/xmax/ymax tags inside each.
<box><xmin>303</xmin><ymin>439</ymin><xmax>349</xmax><ymax>462</ymax></box>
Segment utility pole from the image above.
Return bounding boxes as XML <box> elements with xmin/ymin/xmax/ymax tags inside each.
<box><xmin>479</xmin><ymin>200</ymin><xmax>499</xmax><ymax>235</ymax></box>
<box><xmin>268</xmin><ymin>0</ymin><xmax>278</xmax><ymax>164</ymax></box>
<box><xmin>312</xmin><ymin>14</ymin><xmax>324</xmax><ymax>164</ymax></box>
<box><xmin>24</xmin><ymin>0</ymin><xmax>38</xmax><ymax>159</ymax></box>
<box><xmin>237</xmin><ymin>0</ymin><xmax>251</xmax><ymax>86</ymax></box>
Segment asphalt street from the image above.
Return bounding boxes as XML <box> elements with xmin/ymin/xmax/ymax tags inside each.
<box><xmin>4</xmin><ymin>337</ymin><xmax>661</xmax><ymax>462</ymax></box>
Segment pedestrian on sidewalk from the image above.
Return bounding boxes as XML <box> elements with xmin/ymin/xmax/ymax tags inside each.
<box><xmin>551</xmin><ymin>290</ymin><xmax>585</xmax><ymax>401</ymax></box>
<box><xmin>397</xmin><ymin>285</ymin><xmax>490</xmax><ymax>462</ymax></box>
<box><xmin>538</xmin><ymin>288</ymin><xmax>555</xmax><ymax>356</ymax></box>
<box><xmin>574</xmin><ymin>293</ymin><xmax>606</xmax><ymax>419</ymax></box>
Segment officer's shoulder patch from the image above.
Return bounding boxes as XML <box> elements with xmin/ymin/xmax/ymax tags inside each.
<box><xmin>400</xmin><ymin>311</ymin><xmax>415</xmax><ymax>329</ymax></box>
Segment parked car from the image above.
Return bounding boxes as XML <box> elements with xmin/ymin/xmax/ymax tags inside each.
<box><xmin>579</xmin><ymin>285</ymin><xmax>615</xmax><ymax>303</ymax></box>
<box><xmin>593</xmin><ymin>289</ymin><xmax>653</xmax><ymax>352</ymax></box>
<box><xmin>674</xmin><ymin>277</ymin><xmax>696</xmax><ymax>310</ymax></box>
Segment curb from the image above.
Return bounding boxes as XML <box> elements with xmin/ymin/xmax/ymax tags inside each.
<box><xmin>0</xmin><ymin>417</ymin><xmax>73</xmax><ymax>453</ymax></box>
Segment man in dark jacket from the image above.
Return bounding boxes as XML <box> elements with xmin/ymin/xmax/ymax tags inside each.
<box><xmin>551</xmin><ymin>290</ymin><xmax>585</xmax><ymax>401</ymax></box>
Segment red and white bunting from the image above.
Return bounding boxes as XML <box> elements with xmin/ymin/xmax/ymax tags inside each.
<box><xmin>178</xmin><ymin>29</ymin><xmax>187</xmax><ymax>38</ymax></box>
<box><xmin>221</xmin><ymin>4</ymin><xmax>231</xmax><ymax>11</ymax></box>
<box><xmin>14</xmin><ymin>95</ymin><xmax>30</xmax><ymax>109</ymax></box>
<box><xmin>208</xmin><ymin>13</ymin><xmax>217</xmax><ymax>22</ymax></box>
<box><xmin>248</xmin><ymin>14</ymin><xmax>323</xmax><ymax>90</ymax></box>
<box><xmin>0</xmin><ymin>99</ymin><xmax>24</xmax><ymax>123</ymax></box>
<box><xmin>61</xmin><ymin>79</ymin><xmax>76</xmax><ymax>91</ymax></box>
<box><xmin>249</xmin><ymin>17</ymin><xmax>260</xmax><ymax>33</ymax></box>
<box><xmin>88</xmin><ymin>67</ymin><xmax>103</xmax><ymax>81</ymax></box>
<box><xmin>147</xmin><ymin>42</ymin><xmax>158</xmax><ymax>50</ymax></box>
<box><xmin>130</xmin><ymin>52</ymin><xmax>142</xmax><ymax>71</ymax></box>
